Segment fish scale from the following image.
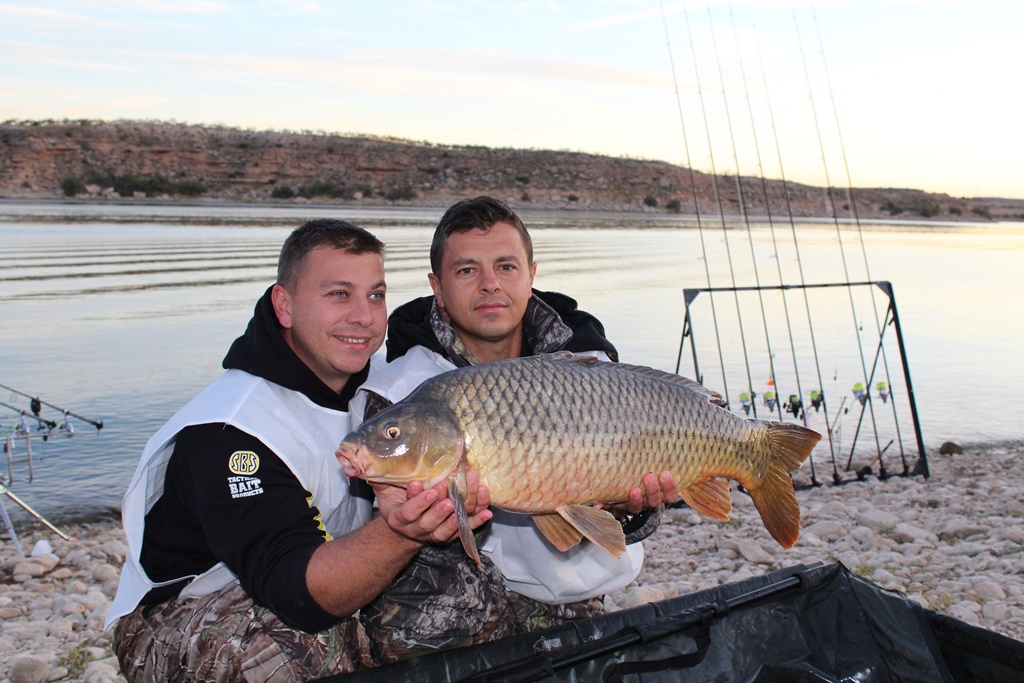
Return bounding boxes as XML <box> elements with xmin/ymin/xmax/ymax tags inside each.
<box><xmin>338</xmin><ymin>352</ymin><xmax>822</xmax><ymax>553</ymax></box>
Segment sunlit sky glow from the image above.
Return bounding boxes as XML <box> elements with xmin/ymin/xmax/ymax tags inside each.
<box><xmin>2</xmin><ymin>1</ymin><xmax>1021</xmax><ymax>199</ymax></box>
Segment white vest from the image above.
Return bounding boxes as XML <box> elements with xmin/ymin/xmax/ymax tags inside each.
<box><xmin>358</xmin><ymin>346</ymin><xmax>644</xmax><ymax>604</ymax></box>
<box><xmin>105</xmin><ymin>370</ymin><xmax>372</xmax><ymax>630</ymax></box>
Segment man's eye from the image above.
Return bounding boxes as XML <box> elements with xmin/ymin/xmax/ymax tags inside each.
<box><xmin>331</xmin><ymin>290</ymin><xmax>349</xmax><ymax>298</ymax></box>
<box><xmin>370</xmin><ymin>291</ymin><xmax>386</xmax><ymax>301</ymax></box>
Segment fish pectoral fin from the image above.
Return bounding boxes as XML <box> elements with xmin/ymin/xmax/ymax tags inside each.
<box><xmin>556</xmin><ymin>505</ymin><xmax>627</xmax><ymax>558</ymax></box>
<box><xmin>448</xmin><ymin>478</ymin><xmax>481</xmax><ymax>566</ymax></box>
<box><xmin>679</xmin><ymin>479</ymin><xmax>733</xmax><ymax>521</ymax></box>
<box><xmin>532</xmin><ymin>512</ymin><xmax>584</xmax><ymax>552</ymax></box>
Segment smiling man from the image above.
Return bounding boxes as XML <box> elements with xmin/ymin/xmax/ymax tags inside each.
<box><xmin>105</xmin><ymin>219</ymin><xmax>490</xmax><ymax>682</ymax></box>
<box><xmin>357</xmin><ymin>196</ymin><xmax>678</xmax><ymax>663</ymax></box>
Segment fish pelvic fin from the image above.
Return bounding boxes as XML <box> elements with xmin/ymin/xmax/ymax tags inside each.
<box><xmin>679</xmin><ymin>479</ymin><xmax>732</xmax><ymax>520</ymax></box>
<box><xmin>532</xmin><ymin>512</ymin><xmax>584</xmax><ymax>552</ymax></box>
<box><xmin>554</xmin><ymin>505</ymin><xmax>627</xmax><ymax>558</ymax></box>
<box><xmin>448</xmin><ymin>477</ymin><xmax>481</xmax><ymax>566</ymax></box>
<box><xmin>748</xmin><ymin>422</ymin><xmax>822</xmax><ymax>549</ymax></box>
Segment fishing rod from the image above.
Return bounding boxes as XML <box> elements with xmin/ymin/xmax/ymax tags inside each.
<box><xmin>681</xmin><ymin>2</ymin><xmax>759</xmax><ymax>416</ymax></box>
<box><xmin>792</xmin><ymin>8</ymin><xmax>884</xmax><ymax>468</ymax></box>
<box><xmin>705</xmin><ymin>5</ymin><xmax>784</xmax><ymax>422</ymax></box>
<box><xmin>662</xmin><ymin>0</ymin><xmax>732</xmax><ymax>406</ymax></box>
<box><xmin>749</xmin><ymin>24</ymin><xmax>838</xmax><ymax>483</ymax></box>
<box><xmin>724</xmin><ymin>7</ymin><xmax>822</xmax><ymax>484</ymax></box>
<box><xmin>810</xmin><ymin>7</ymin><xmax>909</xmax><ymax>474</ymax></box>
<box><xmin>0</xmin><ymin>383</ymin><xmax>103</xmax><ymax>431</ymax></box>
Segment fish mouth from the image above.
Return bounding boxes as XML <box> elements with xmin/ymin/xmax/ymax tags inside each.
<box><xmin>336</xmin><ymin>442</ymin><xmax>365</xmax><ymax>479</ymax></box>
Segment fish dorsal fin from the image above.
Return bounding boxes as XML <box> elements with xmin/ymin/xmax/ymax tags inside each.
<box><xmin>546</xmin><ymin>351</ymin><xmax>599</xmax><ymax>366</ymax></box>
<box><xmin>613</xmin><ymin>363</ymin><xmax>725</xmax><ymax>406</ymax></box>
<box><xmin>679</xmin><ymin>479</ymin><xmax>732</xmax><ymax>521</ymax></box>
<box><xmin>555</xmin><ymin>505</ymin><xmax>626</xmax><ymax>558</ymax></box>
<box><xmin>532</xmin><ymin>512</ymin><xmax>584</xmax><ymax>552</ymax></box>
<box><xmin>545</xmin><ymin>352</ymin><xmax>724</xmax><ymax>406</ymax></box>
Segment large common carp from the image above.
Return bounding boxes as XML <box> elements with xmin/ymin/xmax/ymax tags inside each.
<box><xmin>337</xmin><ymin>352</ymin><xmax>820</xmax><ymax>564</ymax></box>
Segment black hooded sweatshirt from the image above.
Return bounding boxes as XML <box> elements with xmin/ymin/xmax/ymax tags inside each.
<box><xmin>385</xmin><ymin>289</ymin><xmax>618</xmax><ymax>363</ymax></box>
<box><xmin>138</xmin><ymin>286</ymin><xmax>368</xmax><ymax>633</ymax></box>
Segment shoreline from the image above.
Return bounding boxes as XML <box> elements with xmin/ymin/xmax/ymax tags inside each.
<box><xmin>2</xmin><ymin>441</ymin><xmax>1022</xmax><ymax>681</ymax></box>
<box><xmin>1</xmin><ymin>196</ymin><xmax>1020</xmax><ymax>228</ymax></box>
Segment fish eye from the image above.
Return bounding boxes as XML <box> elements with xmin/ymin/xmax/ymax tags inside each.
<box><xmin>383</xmin><ymin>424</ymin><xmax>401</xmax><ymax>439</ymax></box>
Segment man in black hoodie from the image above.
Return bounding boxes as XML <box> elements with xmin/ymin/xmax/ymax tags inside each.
<box><xmin>106</xmin><ymin>219</ymin><xmax>491</xmax><ymax>682</ymax></box>
<box><xmin>357</xmin><ymin>197</ymin><xmax>678</xmax><ymax>663</ymax></box>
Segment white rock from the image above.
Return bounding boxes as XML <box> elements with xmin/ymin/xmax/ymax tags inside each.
<box><xmin>891</xmin><ymin>524</ymin><xmax>938</xmax><ymax>544</ymax></box>
<box><xmin>737</xmin><ymin>540</ymin><xmax>775</xmax><ymax>564</ymax></box>
<box><xmin>974</xmin><ymin>581</ymin><xmax>1006</xmax><ymax>601</ymax></box>
<box><xmin>855</xmin><ymin>509</ymin><xmax>898</xmax><ymax>530</ymax></box>
<box><xmin>802</xmin><ymin>521</ymin><xmax>846</xmax><ymax>542</ymax></box>
<box><xmin>6</xmin><ymin>654</ymin><xmax>49</xmax><ymax>683</ymax></box>
<box><xmin>982</xmin><ymin>602</ymin><xmax>1009</xmax><ymax>621</ymax></box>
<box><xmin>30</xmin><ymin>540</ymin><xmax>53</xmax><ymax>557</ymax></box>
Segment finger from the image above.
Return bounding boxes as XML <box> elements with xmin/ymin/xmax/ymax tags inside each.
<box><xmin>394</xmin><ymin>487</ymin><xmax>439</xmax><ymax>525</ymax></box>
<box><xmin>627</xmin><ymin>486</ymin><xmax>644</xmax><ymax>515</ymax></box>
<box><xmin>642</xmin><ymin>472</ymin><xmax>660</xmax><ymax>507</ymax></box>
<box><xmin>659</xmin><ymin>470</ymin><xmax>680</xmax><ymax>504</ymax></box>
<box><xmin>463</xmin><ymin>469</ymin><xmax>479</xmax><ymax>512</ymax></box>
<box><xmin>407</xmin><ymin>480</ymin><xmax>425</xmax><ymax>499</ymax></box>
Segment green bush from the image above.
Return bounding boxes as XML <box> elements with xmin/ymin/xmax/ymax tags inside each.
<box><xmin>643</xmin><ymin>195</ymin><xmax>658</xmax><ymax>207</ymax></box>
<box><xmin>297</xmin><ymin>179</ymin><xmax>346</xmax><ymax>198</ymax></box>
<box><xmin>666</xmin><ymin>199</ymin><xmax>681</xmax><ymax>212</ymax></box>
<box><xmin>971</xmin><ymin>206</ymin><xmax>991</xmax><ymax>219</ymax></box>
<box><xmin>515</xmin><ymin>175</ymin><xmax>530</xmax><ymax>185</ymax></box>
<box><xmin>271</xmin><ymin>185</ymin><xmax>295</xmax><ymax>199</ymax></box>
<box><xmin>913</xmin><ymin>200</ymin><xmax>942</xmax><ymax>217</ymax></box>
<box><xmin>356</xmin><ymin>184</ymin><xmax>374</xmax><ymax>198</ymax></box>
<box><xmin>881</xmin><ymin>200</ymin><xmax>904</xmax><ymax>215</ymax></box>
<box><xmin>61</xmin><ymin>176</ymin><xmax>86</xmax><ymax>197</ymax></box>
<box><xmin>567</xmin><ymin>194</ymin><xmax>579</xmax><ymax>202</ymax></box>
<box><xmin>385</xmin><ymin>185</ymin><xmax>417</xmax><ymax>201</ymax></box>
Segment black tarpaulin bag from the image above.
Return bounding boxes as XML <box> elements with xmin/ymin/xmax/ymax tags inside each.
<box><xmin>318</xmin><ymin>562</ymin><xmax>1024</xmax><ymax>683</ymax></box>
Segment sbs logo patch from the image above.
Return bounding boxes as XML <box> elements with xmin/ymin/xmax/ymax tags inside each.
<box><xmin>229</xmin><ymin>451</ymin><xmax>260</xmax><ymax>475</ymax></box>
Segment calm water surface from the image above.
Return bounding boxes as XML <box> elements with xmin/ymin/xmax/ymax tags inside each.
<box><xmin>1</xmin><ymin>201</ymin><xmax>1022</xmax><ymax>522</ymax></box>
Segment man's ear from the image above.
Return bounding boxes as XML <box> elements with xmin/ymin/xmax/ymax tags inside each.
<box><xmin>427</xmin><ymin>273</ymin><xmax>445</xmax><ymax>310</ymax></box>
<box><xmin>529</xmin><ymin>261</ymin><xmax>537</xmax><ymax>286</ymax></box>
<box><xmin>271</xmin><ymin>284</ymin><xmax>293</xmax><ymax>329</ymax></box>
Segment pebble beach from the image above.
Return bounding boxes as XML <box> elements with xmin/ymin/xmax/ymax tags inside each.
<box><xmin>2</xmin><ymin>442</ymin><xmax>1023</xmax><ymax>682</ymax></box>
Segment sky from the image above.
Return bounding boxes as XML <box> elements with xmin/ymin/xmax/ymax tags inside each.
<box><xmin>1</xmin><ymin>1</ymin><xmax>1021</xmax><ymax>200</ymax></box>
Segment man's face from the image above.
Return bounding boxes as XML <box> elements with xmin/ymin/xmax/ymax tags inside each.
<box><xmin>272</xmin><ymin>246</ymin><xmax>387</xmax><ymax>393</ymax></box>
<box><xmin>428</xmin><ymin>222</ymin><xmax>537</xmax><ymax>358</ymax></box>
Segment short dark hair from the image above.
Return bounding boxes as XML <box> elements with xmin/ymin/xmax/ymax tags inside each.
<box><xmin>429</xmin><ymin>196</ymin><xmax>532</xmax><ymax>274</ymax></box>
<box><xmin>277</xmin><ymin>219</ymin><xmax>385</xmax><ymax>289</ymax></box>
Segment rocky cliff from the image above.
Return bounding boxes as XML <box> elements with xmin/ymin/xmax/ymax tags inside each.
<box><xmin>1</xmin><ymin>120</ymin><xmax>1018</xmax><ymax>221</ymax></box>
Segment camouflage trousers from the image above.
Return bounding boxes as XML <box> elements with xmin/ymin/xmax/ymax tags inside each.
<box><xmin>113</xmin><ymin>583</ymin><xmax>373</xmax><ymax>683</ymax></box>
<box><xmin>360</xmin><ymin>544</ymin><xmax>605</xmax><ymax>665</ymax></box>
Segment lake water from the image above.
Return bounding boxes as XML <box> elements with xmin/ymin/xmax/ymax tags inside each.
<box><xmin>1</xmin><ymin>201</ymin><xmax>1022</xmax><ymax>524</ymax></box>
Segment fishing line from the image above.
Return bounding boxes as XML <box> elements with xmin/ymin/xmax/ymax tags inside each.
<box><xmin>810</xmin><ymin>8</ymin><xmax>908</xmax><ymax>474</ymax></box>
<box><xmin>681</xmin><ymin>2</ymin><xmax>759</xmax><ymax>416</ymax></box>
<box><xmin>706</xmin><ymin>5</ymin><xmax>783</xmax><ymax>422</ymax></box>
<box><xmin>792</xmin><ymin>8</ymin><xmax>884</xmax><ymax>467</ymax></box>
<box><xmin>661</xmin><ymin>0</ymin><xmax>732</xmax><ymax>404</ymax></box>
<box><xmin>750</xmin><ymin>25</ymin><xmax>837</xmax><ymax>483</ymax></box>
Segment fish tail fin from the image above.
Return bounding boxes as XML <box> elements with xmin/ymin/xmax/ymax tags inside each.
<box><xmin>747</xmin><ymin>422</ymin><xmax>821</xmax><ymax>548</ymax></box>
